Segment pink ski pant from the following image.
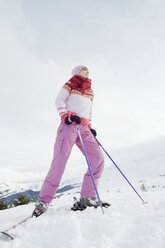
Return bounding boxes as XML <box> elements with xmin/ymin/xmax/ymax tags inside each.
<box><xmin>39</xmin><ymin>121</ymin><xmax>104</xmax><ymax>203</ymax></box>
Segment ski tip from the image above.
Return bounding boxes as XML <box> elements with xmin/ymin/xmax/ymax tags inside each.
<box><xmin>142</xmin><ymin>201</ymin><xmax>148</xmax><ymax>204</ymax></box>
<box><xmin>0</xmin><ymin>231</ymin><xmax>14</xmax><ymax>241</ymax></box>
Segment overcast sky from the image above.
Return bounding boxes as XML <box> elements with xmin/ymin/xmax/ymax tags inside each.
<box><xmin>0</xmin><ymin>0</ymin><xmax>165</xmax><ymax>179</ymax></box>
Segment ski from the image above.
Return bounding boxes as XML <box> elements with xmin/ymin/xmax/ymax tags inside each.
<box><xmin>0</xmin><ymin>197</ymin><xmax>111</xmax><ymax>241</ymax></box>
<box><xmin>0</xmin><ymin>215</ymin><xmax>32</xmax><ymax>241</ymax></box>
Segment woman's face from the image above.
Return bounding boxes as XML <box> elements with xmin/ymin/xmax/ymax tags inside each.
<box><xmin>79</xmin><ymin>67</ymin><xmax>89</xmax><ymax>79</ymax></box>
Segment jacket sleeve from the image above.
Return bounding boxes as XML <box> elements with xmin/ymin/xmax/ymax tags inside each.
<box><xmin>55</xmin><ymin>82</ymin><xmax>71</xmax><ymax>119</ymax></box>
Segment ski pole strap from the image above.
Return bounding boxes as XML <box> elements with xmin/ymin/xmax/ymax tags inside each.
<box><xmin>75</xmin><ymin>124</ymin><xmax>104</xmax><ymax>214</ymax></box>
<box><xmin>96</xmin><ymin>138</ymin><xmax>146</xmax><ymax>203</ymax></box>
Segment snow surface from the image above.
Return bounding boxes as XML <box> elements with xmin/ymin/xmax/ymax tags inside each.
<box><xmin>0</xmin><ymin>136</ymin><xmax>165</xmax><ymax>248</ymax></box>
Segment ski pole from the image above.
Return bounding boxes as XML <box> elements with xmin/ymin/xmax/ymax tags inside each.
<box><xmin>96</xmin><ymin>138</ymin><xmax>148</xmax><ymax>204</ymax></box>
<box><xmin>75</xmin><ymin>124</ymin><xmax>104</xmax><ymax>214</ymax></box>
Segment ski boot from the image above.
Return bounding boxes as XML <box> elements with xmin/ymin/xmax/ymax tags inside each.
<box><xmin>32</xmin><ymin>200</ymin><xmax>49</xmax><ymax>217</ymax></box>
<box><xmin>71</xmin><ymin>197</ymin><xmax>87</xmax><ymax>211</ymax></box>
<box><xmin>80</xmin><ymin>195</ymin><xmax>110</xmax><ymax>208</ymax></box>
<box><xmin>71</xmin><ymin>196</ymin><xmax>110</xmax><ymax>211</ymax></box>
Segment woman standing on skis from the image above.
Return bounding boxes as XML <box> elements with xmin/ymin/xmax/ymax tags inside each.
<box><xmin>33</xmin><ymin>65</ymin><xmax>107</xmax><ymax>217</ymax></box>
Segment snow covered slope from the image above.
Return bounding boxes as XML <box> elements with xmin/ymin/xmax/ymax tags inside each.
<box><xmin>100</xmin><ymin>135</ymin><xmax>165</xmax><ymax>192</ymax></box>
<box><xmin>0</xmin><ymin>136</ymin><xmax>164</xmax><ymax>248</ymax></box>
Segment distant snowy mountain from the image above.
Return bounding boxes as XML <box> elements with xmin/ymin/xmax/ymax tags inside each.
<box><xmin>0</xmin><ymin>182</ymin><xmax>40</xmax><ymax>198</ymax></box>
<box><xmin>0</xmin><ymin>182</ymin><xmax>40</xmax><ymax>204</ymax></box>
<box><xmin>0</xmin><ymin>183</ymin><xmax>81</xmax><ymax>204</ymax></box>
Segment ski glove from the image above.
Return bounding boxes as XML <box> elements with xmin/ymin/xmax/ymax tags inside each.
<box><xmin>90</xmin><ymin>128</ymin><xmax>97</xmax><ymax>137</ymax></box>
<box><xmin>65</xmin><ymin>115</ymin><xmax>81</xmax><ymax>125</ymax></box>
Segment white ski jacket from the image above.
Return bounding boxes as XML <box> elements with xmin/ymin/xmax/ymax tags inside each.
<box><xmin>55</xmin><ymin>81</ymin><xmax>94</xmax><ymax>127</ymax></box>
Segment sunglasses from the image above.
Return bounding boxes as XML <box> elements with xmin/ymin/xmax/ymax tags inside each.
<box><xmin>82</xmin><ymin>67</ymin><xmax>89</xmax><ymax>72</ymax></box>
